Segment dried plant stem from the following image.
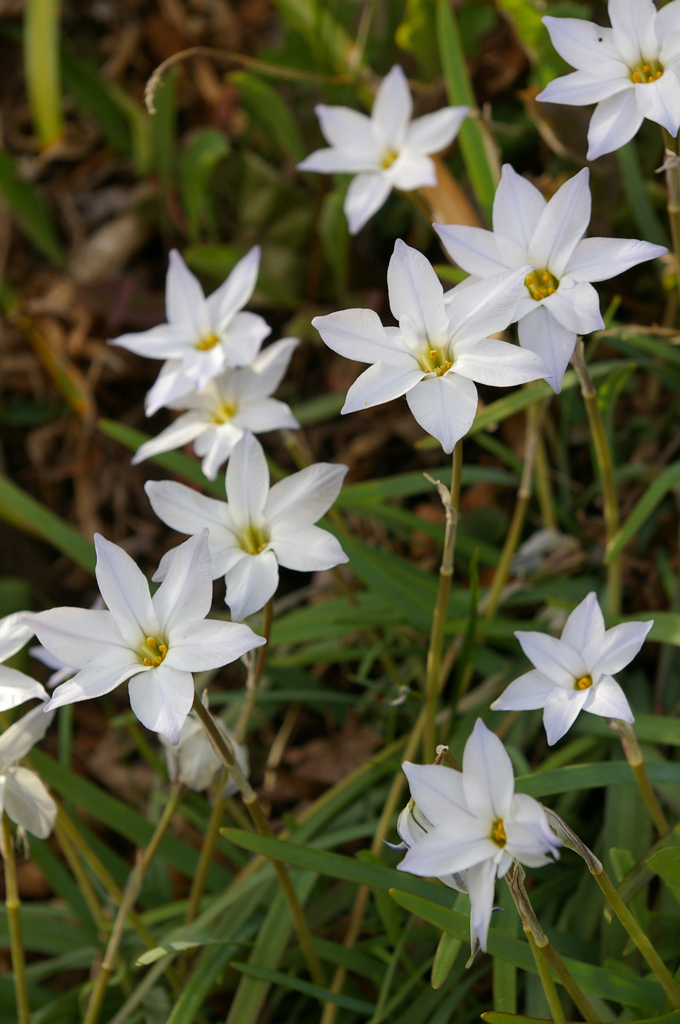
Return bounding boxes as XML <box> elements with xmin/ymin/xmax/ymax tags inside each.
<box><xmin>2</xmin><ymin>814</ymin><xmax>30</xmax><ymax>1024</ymax></box>
<box><xmin>424</xmin><ymin>440</ymin><xmax>462</xmax><ymax>763</ymax></box>
<box><xmin>662</xmin><ymin>128</ymin><xmax>680</xmax><ymax>302</ymax></box>
<box><xmin>525</xmin><ymin>929</ymin><xmax>566</xmax><ymax>1024</ymax></box>
<box><xmin>571</xmin><ymin>340</ymin><xmax>621</xmax><ymax>616</ymax></box>
<box><xmin>235</xmin><ymin>598</ymin><xmax>273</xmax><ymax>744</ymax></box>
<box><xmin>185</xmin><ymin>767</ymin><xmax>229</xmax><ymax>926</ymax></box>
<box><xmin>83</xmin><ymin>785</ymin><xmax>184</xmax><ymax>1024</ymax></box>
<box><xmin>607</xmin><ymin>718</ymin><xmax>669</xmax><ymax>836</ymax></box>
<box><xmin>192</xmin><ymin>694</ymin><xmax>326</xmax><ymax>987</ymax></box>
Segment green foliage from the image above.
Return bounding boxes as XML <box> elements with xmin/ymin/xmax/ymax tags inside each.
<box><xmin>180</xmin><ymin>129</ymin><xmax>230</xmax><ymax>242</ymax></box>
<box><xmin>0</xmin><ymin>151</ymin><xmax>64</xmax><ymax>267</ymax></box>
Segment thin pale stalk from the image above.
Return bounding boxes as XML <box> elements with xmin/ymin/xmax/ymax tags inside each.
<box><xmin>535</xmin><ymin>435</ymin><xmax>557</xmax><ymax>530</ymax></box>
<box><xmin>24</xmin><ymin>0</ymin><xmax>63</xmax><ymax>149</ymax></box>
<box><xmin>424</xmin><ymin>441</ymin><xmax>462</xmax><ymax>763</ymax></box>
<box><xmin>54</xmin><ymin>817</ymin><xmax>109</xmax><ymax>938</ymax></box>
<box><xmin>184</xmin><ymin>767</ymin><xmax>229</xmax><ymax>926</ymax></box>
<box><xmin>571</xmin><ymin>340</ymin><xmax>621</xmax><ymax>615</ymax></box>
<box><xmin>525</xmin><ymin>929</ymin><xmax>566</xmax><ymax>1024</ymax></box>
<box><xmin>83</xmin><ymin>785</ymin><xmax>183</xmax><ymax>1024</ymax></box>
<box><xmin>662</xmin><ymin>129</ymin><xmax>680</xmax><ymax>303</ymax></box>
<box><xmin>607</xmin><ymin>718</ymin><xmax>669</xmax><ymax>836</ymax></box>
<box><xmin>2</xmin><ymin>814</ymin><xmax>30</xmax><ymax>1024</ymax></box>
<box><xmin>191</xmin><ymin>693</ymin><xmax>326</xmax><ymax>987</ymax></box>
<box><xmin>235</xmin><ymin>598</ymin><xmax>273</xmax><ymax>744</ymax></box>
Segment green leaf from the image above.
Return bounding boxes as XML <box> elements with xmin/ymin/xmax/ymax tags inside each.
<box><xmin>184</xmin><ymin>243</ymin><xmax>300</xmax><ymax>308</ymax></box>
<box><xmin>337</xmin><ymin>465</ymin><xmax>517</xmax><ymax>505</ymax></box>
<box><xmin>607</xmin><ymin>461</ymin><xmax>680</xmax><ymax>562</ymax></box>
<box><xmin>515</xmin><ymin>760</ymin><xmax>680</xmax><ymax>798</ymax></box>
<box><xmin>0</xmin><ymin>473</ymin><xmax>95</xmax><ymax>573</ymax></box>
<box><xmin>574</xmin><ymin>712</ymin><xmax>680</xmax><ymax>746</ymax></box>
<box><xmin>136</xmin><ymin>939</ymin><xmax>242</xmax><ymax>966</ymax></box>
<box><xmin>24</xmin><ymin>0</ymin><xmax>63</xmax><ymax>148</ymax></box>
<box><xmin>179</xmin><ymin>128</ymin><xmax>229</xmax><ymax>242</ymax></box>
<box><xmin>432</xmin><ymin>929</ymin><xmax>463</xmax><ymax>990</ymax></box>
<box><xmin>616</xmin><ymin>142</ymin><xmax>669</xmax><ymax>248</ymax></box>
<box><xmin>61</xmin><ymin>46</ymin><xmax>131</xmax><ymax>153</ymax></box>
<box><xmin>271</xmin><ymin>0</ymin><xmax>354</xmax><ymax>72</ymax></box>
<box><xmin>646</xmin><ymin>848</ymin><xmax>680</xmax><ymax>907</ymax></box>
<box><xmin>482</xmin><ymin>1014</ymin><xmax>680</xmax><ymax>1024</ymax></box>
<box><xmin>150</xmin><ymin>68</ymin><xmax>177</xmax><ymax>197</ymax></box>
<box><xmin>0</xmin><ymin>150</ymin><xmax>64</xmax><ymax>266</ymax></box>
<box><xmin>230</xmin><ymin>962</ymin><xmax>375</xmax><ymax>1014</ymax></box>
<box><xmin>319</xmin><ymin>184</ymin><xmax>349</xmax><ymax>298</ymax></box>
<box><xmin>230</xmin><ymin>71</ymin><xmax>305</xmax><ymax>162</ymax></box>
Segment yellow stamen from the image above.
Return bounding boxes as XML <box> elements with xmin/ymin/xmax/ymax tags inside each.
<box><xmin>429</xmin><ymin>349</ymin><xmax>438</xmax><ymax>361</ymax></box>
<box><xmin>146</xmin><ymin>637</ymin><xmax>156</xmax><ymax>646</ymax></box>
<box><xmin>143</xmin><ymin>657</ymin><xmax>151</xmax><ymax>666</ymax></box>
<box><xmin>642</xmin><ymin>64</ymin><xmax>650</xmax><ymax>73</ymax></box>
<box><xmin>196</xmin><ymin>333</ymin><xmax>219</xmax><ymax>351</ymax></box>
<box><xmin>632</xmin><ymin>71</ymin><xmax>641</xmax><ymax>82</ymax></box>
<box><xmin>525</xmin><ymin>275</ymin><xmax>534</xmax><ymax>286</ymax></box>
<box><xmin>159</xmin><ymin>644</ymin><xmax>168</xmax><ymax>655</ymax></box>
<box><xmin>575</xmin><ymin>675</ymin><xmax>593</xmax><ymax>691</ymax></box>
<box><xmin>542</xmin><ymin>273</ymin><xmax>551</xmax><ymax>282</ymax></box>
<box><xmin>526</xmin><ymin>267</ymin><xmax>558</xmax><ymax>302</ymax></box>
<box><xmin>381</xmin><ymin>148</ymin><xmax>398</xmax><ymax>169</ymax></box>
<box><xmin>548</xmin><ymin>287</ymin><xmax>556</xmax><ymax>295</ymax></box>
<box><xmin>490</xmin><ymin>819</ymin><xmax>507</xmax><ymax>847</ymax></box>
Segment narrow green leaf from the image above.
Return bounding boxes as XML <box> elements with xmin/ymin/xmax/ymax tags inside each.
<box><xmin>432</xmin><ymin>929</ymin><xmax>463</xmax><ymax>990</ymax></box>
<box><xmin>231</xmin><ymin>962</ymin><xmax>375</xmax><ymax>1014</ymax></box>
<box><xmin>616</xmin><ymin>141</ymin><xmax>669</xmax><ymax>248</ymax></box>
<box><xmin>0</xmin><ymin>150</ymin><xmax>64</xmax><ymax>266</ymax></box>
<box><xmin>0</xmin><ymin>473</ymin><xmax>95</xmax><ymax>573</ymax></box>
<box><xmin>136</xmin><ymin>939</ymin><xmax>241</xmax><ymax>966</ymax></box>
<box><xmin>483</xmin><ymin>1014</ymin><xmax>680</xmax><ymax>1024</ymax></box>
<box><xmin>607</xmin><ymin>461</ymin><xmax>680</xmax><ymax>561</ymax></box>
<box><xmin>167</xmin><ymin>944</ymin><xmax>236</xmax><ymax>1024</ymax></box>
<box><xmin>338</xmin><ymin>465</ymin><xmax>517</xmax><ymax>505</ymax></box>
<box><xmin>24</xmin><ymin>0</ymin><xmax>63</xmax><ymax>148</ymax></box>
<box><xmin>646</xmin><ymin>848</ymin><xmax>680</xmax><ymax>907</ymax></box>
<box><xmin>575</xmin><ymin>712</ymin><xmax>680</xmax><ymax>746</ymax></box>
<box><xmin>272</xmin><ymin>0</ymin><xmax>355</xmax><ymax>72</ymax></box>
<box><xmin>61</xmin><ymin>46</ymin><xmax>131</xmax><ymax>152</ymax></box>
<box><xmin>230</xmin><ymin>71</ymin><xmax>305</xmax><ymax>161</ymax></box>
<box><xmin>179</xmin><ymin>128</ymin><xmax>229</xmax><ymax>241</ymax></box>
<box><xmin>515</xmin><ymin>760</ymin><xmax>680</xmax><ymax>797</ymax></box>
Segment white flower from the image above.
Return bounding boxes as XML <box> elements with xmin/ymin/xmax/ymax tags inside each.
<box><xmin>25</xmin><ymin>532</ymin><xmax>265</xmax><ymax>744</ymax></box>
<box><xmin>398</xmin><ymin>719</ymin><xmax>560</xmax><ymax>953</ymax></box>
<box><xmin>491</xmin><ymin>592</ymin><xmax>653</xmax><ymax>745</ymax></box>
<box><xmin>159</xmin><ymin>706</ymin><xmax>248</xmax><ymax>794</ymax></box>
<box><xmin>132</xmin><ymin>338</ymin><xmax>300</xmax><ymax>480</ymax></box>
<box><xmin>111</xmin><ymin>248</ymin><xmax>271</xmax><ymax>415</ymax></box>
<box><xmin>30</xmin><ymin>599</ymin><xmax>105</xmax><ymax>688</ymax></box>
<box><xmin>0</xmin><ymin>703</ymin><xmax>57</xmax><ymax>839</ymax></box>
<box><xmin>297</xmin><ymin>65</ymin><xmax>469</xmax><ymax>234</ymax></box>
<box><xmin>0</xmin><ymin>612</ymin><xmax>47</xmax><ymax>709</ymax></box>
<box><xmin>435</xmin><ymin>166</ymin><xmax>666</xmax><ymax>392</ymax></box>
<box><xmin>145</xmin><ymin>432</ymin><xmax>349</xmax><ymax>622</ymax></box>
<box><xmin>537</xmin><ymin>0</ymin><xmax>680</xmax><ymax>160</ymax></box>
<box><xmin>312</xmin><ymin>239</ymin><xmax>547</xmax><ymax>453</ymax></box>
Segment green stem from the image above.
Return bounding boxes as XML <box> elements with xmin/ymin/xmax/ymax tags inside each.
<box><xmin>424</xmin><ymin>441</ymin><xmax>462</xmax><ymax>763</ymax></box>
<box><xmin>235</xmin><ymin>598</ymin><xmax>273</xmax><ymax>744</ymax></box>
<box><xmin>535</xmin><ymin>435</ymin><xmax>557</xmax><ymax>531</ymax></box>
<box><xmin>2</xmin><ymin>814</ymin><xmax>30</xmax><ymax>1024</ymax></box>
<box><xmin>53</xmin><ymin>817</ymin><xmax>109</xmax><ymax>938</ymax></box>
<box><xmin>662</xmin><ymin>128</ymin><xmax>680</xmax><ymax>303</ymax></box>
<box><xmin>525</xmin><ymin>929</ymin><xmax>566</xmax><ymax>1024</ymax></box>
<box><xmin>184</xmin><ymin>767</ymin><xmax>229</xmax><ymax>926</ymax></box>
<box><xmin>24</xmin><ymin>0</ymin><xmax>63</xmax><ymax>148</ymax></box>
<box><xmin>191</xmin><ymin>694</ymin><xmax>326</xmax><ymax>988</ymax></box>
<box><xmin>571</xmin><ymin>340</ymin><xmax>621</xmax><ymax>616</ymax></box>
<box><xmin>607</xmin><ymin>718</ymin><xmax>669</xmax><ymax>836</ymax></box>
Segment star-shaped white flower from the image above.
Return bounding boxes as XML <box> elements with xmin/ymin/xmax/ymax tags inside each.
<box><xmin>0</xmin><ymin>703</ymin><xmax>57</xmax><ymax>839</ymax></box>
<box><xmin>25</xmin><ymin>531</ymin><xmax>265</xmax><ymax>744</ymax></box>
<box><xmin>436</xmin><ymin>166</ymin><xmax>666</xmax><ymax>392</ymax></box>
<box><xmin>0</xmin><ymin>612</ymin><xmax>48</xmax><ymax>709</ymax></box>
<box><xmin>297</xmin><ymin>65</ymin><xmax>469</xmax><ymax>234</ymax></box>
<box><xmin>132</xmin><ymin>338</ymin><xmax>300</xmax><ymax>480</ymax></box>
<box><xmin>111</xmin><ymin>247</ymin><xmax>271</xmax><ymax>415</ymax></box>
<box><xmin>160</xmin><ymin>704</ymin><xmax>248</xmax><ymax>794</ymax></box>
<box><xmin>313</xmin><ymin>239</ymin><xmax>547</xmax><ymax>452</ymax></box>
<box><xmin>491</xmin><ymin>592</ymin><xmax>653</xmax><ymax>745</ymax></box>
<box><xmin>145</xmin><ymin>432</ymin><xmax>349</xmax><ymax>622</ymax></box>
<box><xmin>398</xmin><ymin>719</ymin><xmax>560</xmax><ymax>953</ymax></box>
<box><xmin>537</xmin><ymin>0</ymin><xmax>680</xmax><ymax>160</ymax></box>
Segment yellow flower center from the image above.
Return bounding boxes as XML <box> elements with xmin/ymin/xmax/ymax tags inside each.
<box><xmin>212</xmin><ymin>401</ymin><xmax>237</xmax><ymax>424</ymax></box>
<box><xmin>239</xmin><ymin>524</ymin><xmax>269</xmax><ymax>555</ymax></box>
<box><xmin>490</xmin><ymin>819</ymin><xmax>507</xmax><ymax>848</ymax></box>
<box><xmin>196</xmin><ymin>333</ymin><xmax>220</xmax><ymax>351</ymax></box>
<box><xmin>575</xmin><ymin>674</ymin><xmax>593</xmax><ymax>691</ymax></box>
<box><xmin>525</xmin><ymin>269</ymin><xmax>559</xmax><ymax>301</ymax></box>
<box><xmin>140</xmin><ymin>636</ymin><xmax>168</xmax><ymax>668</ymax></box>
<box><xmin>629</xmin><ymin>60</ymin><xmax>664</xmax><ymax>84</ymax></box>
<box><xmin>419</xmin><ymin>346</ymin><xmax>452</xmax><ymax>377</ymax></box>
<box><xmin>381</xmin><ymin>148</ymin><xmax>398</xmax><ymax>169</ymax></box>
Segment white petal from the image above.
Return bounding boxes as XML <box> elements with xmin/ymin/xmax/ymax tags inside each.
<box><xmin>452</xmin><ymin>336</ymin><xmax>547</xmax><ymax>387</ymax></box>
<box><xmin>4</xmin><ymin>767</ymin><xmax>56</xmax><ymax>838</ymax></box>
<box><xmin>225</xmin><ymin>432</ymin><xmax>269</xmax><ymax>531</ymax></box>
<box><xmin>315</xmin><ymin>104</ymin><xmax>375</xmax><ymax>151</ymax></box>
<box><xmin>542</xmin><ymin>281</ymin><xmax>603</xmax><ymax>334</ymax></box>
<box><xmin>313</xmin><ymin>307</ymin><xmax>402</xmax><ymax>364</ymax></box>
<box><xmin>388</xmin><ymin>240</ymin><xmax>450</xmax><ymax>344</ymax></box>
<box><xmin>405</xmin><ymin>374</ymin><xmax>478</xmax><ymax>453</ymax></box>
<box><xmin>342</xmin><ymin>360</ymin><xmax>424</xmax><ymax>413</ymax></box>
<box><xmin>163</xmin><ymin>716</ymin><xmax>220</xmax><ymax>791</ymax></box>
<box><xmin>446</xmin><ymin>268</ymin><xmax>529</xmax><ymax>346</ymax></box>
<box><xmin>506</xmin><ymin>793</ymin><xmax>560</xmax><ymax>866</ymax></box>
<box><xmin>166</xmin><ymin>249</ymin><xmax>210</xmax><ymax>333</ymax></box>
<box><xmin>25</xmin><ymin>608</ymin><xmax>129</xmax><ymax>668</ymax></box>
<box><xmin>132</xmin><ymin>412</ymin><xmax>208</xmax><ymax>465</ymax></box>
<box><xmin>609</xmin><ymin>0</ymin><xmax>659</xmax><ymax>65</ymax></box>
<box><xmin>153</xmin><ymin>531</ymin><xmax>213</xmax><ymax>634</ymax></box>
<box><xmin>44</xmin><ymin>654</ymin><xmax>141</xmax><ymax>711</ymax></box>
<box><xmin>463</xmin><ymin>719</ymin><xmax>514</xmax><ymax>822</ymax></box>
<box><xmin>490</xmin><ymin>670</ymin><xmax>556</xmax><ymax>712</ymax></box>
<box><xmin>165</xmin><ymin>619</ymin><xmax>265</xmax><ymax>672</ymax></box>
<box><xmin>128</xmin><ymin>664</ymin><xmax>194</xmax><ymax>744</ymax></box>
<box><xmin>398</xmin><ymin>822</ymin><xmax>495</xmax><ymax>877</ymax></box>
<box><xmin>564</xmin><ymin>236</ymin><xmax>667</xmax><ymax>282</ymax></box>
<box><xmin>225</xmin><ymin>550</ymin><xmax>279</xmax><ymax>622</ymax></box>
<box><xmin>145</xmin><ymin>361</ymin><xmax>197</xmax><ymax>417</ymax></box>
<box><xmin>542</xmin><ymin>687</ymin><xmax>589</xmax><ymax>745</ymax></box>
<box><xmin>270</xmin><ymin>521</ymin><xmax>348</xmax><ymax>571</ymax></box>
<box><xmin>587</xmin><ymin>90</ymin><xmax>644</xmax><ymax>161</ymax></box>
<box><xmin>0</xmin><ymin>612</ymin><xmax>35</xmax><ymax>663</ymax></box>
<box><xmin>297</xmin><ymin>147</ymin><xmax>378</xmax><ymax>174</ymax></box>
<box><xmin>528</xmin><ymin>169</ymin><xmax>591</xmax><ymax>277</ymax></box>
<box><xmin>265</xmin><ymin>463</ymin><xmax>348</xmax><ymax>525</ymax></box>
<box><xmin>372</xmin><ymin>65</ymin><xmax>412</xmax><ymax>150</ymax></box>
<box><xmin>0</xmin><ymin>667</ymin><xmax>47</xmax><ymax>711</ymax></box>
<box><xmin>493</xmin><ymin>165</ymin><xmax>546</xmax><ymax>253</ymax></box>
<box><xmin>537</xmin><ymin>70</ymin><xmax>632</xmax><ymax>105</ymax></box>
<box><xmin>389</xmin><ymin>152</ymin><xmax>437</xmax><ymax>190</ymax></box>
<box><xmin>240</xmin><ymin>337</ymin><xmax>300</xmax><ymax>400</ymax></box>
<box><xmin>145</xmin><ymin>481</ymin><xmax>234</xmax><ymax>550</ymax></box>
<box><xmin>94</xmin><ymin>534</ymin><xmax>159</xmax><ymax>647</ymax></box>
<box><xmin>402</xmin><ymin>762</ymin><xmax>469</xmax><ymax>825</ymax></box>
<box><xmin>197</xmin><ymin>426</ymin><xmax>243</xmax><ymax>481</ymax></box>
<box><xmin>560</xmin><ymin>591</ymin><xmax>605</xmax><ymax>653</ymax></box>
<box><xmin>435</xmin><ymin>224</ymin><xmax>510</xmax><ymax>278</ymax></box>
<box><xmin>0</xmin><ymin>703</ymin><xmax>55</xmax><ymax>769</ymax></box>
<box><xmin>634</xmin><ymin>73</ymin><xmax>680</xmax><ymax>135</ymax></box>
<box><xmin>540</xmin><ymin>16</ymin><xmax>629</xmax><ymax>72</ymax></box>
<box><xmin>589</xmin><ymin>620</ymin><xmax>653</xmax><ymax>677</ymax></box>
<box><xmin>517</xmin><ymin>306</ymin><xmax>576</xmax><ymax>392</ymax></box>
<box><xmin>234</xmin><ymin>397</ymin><xmax>298</xmax><ymax>434</ymax></box>
<box><xmin>656</xmin><ymin>0</ymin><xmax>680</xmax><ymax>40</ymax></box>
<box><xmin>219</xmin><ymin>311</ymin><xmax>271</xmax><ymax>367</ymax></box>
<box><xmin>344</xmin><ymin>173</ymin><xmax>392</xmax><ymax>234</ymax></box>
<box><xmin>582</xmin><ymin>675</ymin><xmax>634</xmax><ymax>721</ymax></box>
<box><xmin>515</xmin><ymin>630</ymin><xmax>587</xmax><ymax>687</ymax></box>
<box><xmin>465</xmin><ymin>859</ymin><xmax>497</xmax><ymax>953</ymax></box>
<box><xmin>205</xmin><ymin>246</ymin><xmax>261</xmax><ymax>333</ymax></box>
<box><xmin>405</xmin><ymin>107</ymin><xmax>468</xmax><ymax>154</ymax></box>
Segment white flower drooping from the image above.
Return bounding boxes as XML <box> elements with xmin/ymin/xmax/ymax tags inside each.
<box><xmin>160</xmin><ymin>703</ymin><xmax>248</xmax><ymax>795</ymax></box>
<box><xmin>313</xmin><ymin>239</ymin><xmax>547</xmax><ymax>453</ymax></box>
<box><xmin>0</xmin><ymin>703</ymin><xmax>57</xmax><ymax>839</ymax></box>
<box><xmin>491</xmin><ymin>592</ymin><xmax>653</xmax><ymax>745</ymax></box>
<box><xmin>537</xmin><ymin>0</ymin><xmax>680</xmax><ymax>160</ymax></box>
<box><xmin>436</xmin><ymin>166</ymin><xmax>666</xmax><ymax>391</ymax></box>
<box><xmin>298</xmin><ymin>65</ymin><xmax>469</xmax><ymax>234</ymax></box>
<box><xmin>397</xmin><ymin>719</ymin><xmax>560</xmax><ymax>953</ymax></box>
<box><xmin>0</xmin><ymin>612</ymin><xmax>48</xmax><ymax>709</ymax></box>
<box><xmin>146</xmin><ymin>432</ymin><xmax>349</xmax><ymax>622</ymax></box>
<box><xmin>132</xmin><ymin>338</ymin><xmax>300</xmax><ymax>480</ymax></box>
<box><xmin>25</xmin><ymin>531</ymin><xmax>265</xmax><ymax>744</ymax></box>
<box><xmin>111</xmin><ymin>247</ymin><xmax>271</xmax><ymax>415</ymax></box>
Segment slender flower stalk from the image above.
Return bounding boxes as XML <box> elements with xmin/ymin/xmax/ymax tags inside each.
<box><xmin>662</xmin><ymin>128</ymin><xmax>680</xmax><ymax>301</ymax></box>
<box><xmin>185</xmin><ymin>766</ymin><xmax>229</xmax><ymax>927</ymax></box>
<box><xmin>235</xmin><ymin>597</ymin><xmax>274</xmax><ymax>744</ymax></box>
<box><xmin>571</xmin><ymin>340</ymin><xmax>621</xmax><ymax>615</ymax></box>
<box><xmin>53</xmin><ymin>817</ymin><xmax>109</xmax><ymax>938</ymax></box>
<box><xmin>424</xmin><ymin>442</ymin><xmax>462</xmax><ymax>763</ymax></box>
<box><xmin>2</xmin><ymin>813</ymin><xmax>30</xmax><ymax>1024</ymax></box>
<box><xmin>607</xmin><ymin>717</ymin><xmax>669</xmax><ymax>836</ymax></box>
<box><xmin>526</xmin><ymin>929</ymin><xmax>566</xmax><ymax>1024</ymax></box>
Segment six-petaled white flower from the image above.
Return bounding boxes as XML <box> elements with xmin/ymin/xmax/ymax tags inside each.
<box><xmin>132</xmin><ymin>338</ymin><xmax>300</xmax><ymax>480</ymax></box>
<box><xmin>146</xmin><ymin>432</ymin><xmax>349</xmax><ymax>623</ymax></box>
<box><xmin>313</xmin><ymin>239</ymin><xmax>547</xmax><ymax>452</ymax></box>
<box><xmin>537</xmin><ymin>0</ymin><xmax>680</xmax><ymax>160</ymax></box>
<box><xmin>0</xmin><ymin>612</ymin><xmax>48</xmax><ymax>709</ymax></box>
<box><xmin>111</xmin><ymin>248</ymin><xmax>271</xmax><ymax>415</ymax></box>
<box><xmin>159</xmin><ymin>702</ymin><xmax>248</xmax><ymax>794</ymax></box>
<box><xmin>398</xmin><ymin>719</ymin><xmax>560</xmax><ymax>953</ymax></box>
<box><xmin>0</xmin><ymin>703</ymin><xmax>57</xmax><ymax>839</ymax></box>
<box><xmin>491</xmin><ymin>592</ymin><xmax>653</xmax><ymax>745</ymax></box>
<box><xmin>298</xmin><ymin>65</ymin><xmax>469</xmax><ymax>234</ymax></box>
<box><xmin>436</xmin><ymin>166</ymin><xmax>666</xmax><ymax>391</ymax></box>
<box><xmin>25</xmin><ymin>531</ymin><xmax>265</xmax><ymax>744</ymax></box>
